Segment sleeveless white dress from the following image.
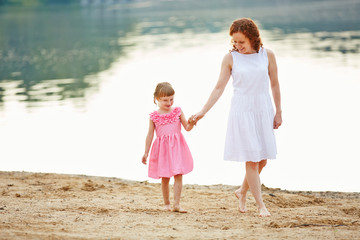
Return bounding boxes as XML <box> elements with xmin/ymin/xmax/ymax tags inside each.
<box><xmin>224</xmin><ymin>47</ymin><xmax>277</xmax><ymax>162</ymax></box>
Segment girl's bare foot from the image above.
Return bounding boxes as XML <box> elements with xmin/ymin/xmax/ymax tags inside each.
<box><xmin>163</xmin><ymin>204</ymin><xmax>171</xmax><ymax>211</ymax></box>
<box><xmin>234</xmin><ymin>190</ymin><xmax>247</xmax><ymax>213</ymax></box>
<box><xmin>258</xmin><ymin>207</ymin><xmax>271</xmax><ymax>217</ymax></box>
<box><xmin>173</xmin><ymin>205</ymin><xmax>187</xmax><ymax>213</ymax></box>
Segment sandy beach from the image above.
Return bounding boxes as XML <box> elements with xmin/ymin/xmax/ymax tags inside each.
<box><xmin>0</xmin><ymin>171</ymin><xmax>359</xmax><ymax>239</ymax></box>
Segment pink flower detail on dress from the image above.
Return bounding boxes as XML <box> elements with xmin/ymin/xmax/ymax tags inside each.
<box><xmin>150</xmin><ymin>107</ymin><xmax>181</xmax><ymax>126</ymax></box>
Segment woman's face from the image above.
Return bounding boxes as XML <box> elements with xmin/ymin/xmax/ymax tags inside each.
<box><xmin>231</xmin><ymin>32</ymin><xmax>255</xmax><ymax>54</ymax></box>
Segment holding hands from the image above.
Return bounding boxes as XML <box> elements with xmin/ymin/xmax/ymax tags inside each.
<box><xmin>187</xmin><ymin>110</ymin><xmax>206</xmax><ymax>126</ymax></box>
<box><xmin>188</xmin><ymin>110</ymin><xmax>282</xmax><ymax>130</ymax></box>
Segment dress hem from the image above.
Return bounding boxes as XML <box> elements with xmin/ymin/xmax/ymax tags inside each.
<box><xmin>224</xmin><ymin>155</ymin><xmax>277</xmax><ymax>163</ymax></box>
<box><xmin>148</xmin><ymin>169</ymin><xmax>193</xmax><ymax>179</ymax></box>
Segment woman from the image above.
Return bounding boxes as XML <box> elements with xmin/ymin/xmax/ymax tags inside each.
<box><xmin>191</xmin><ymin>18</ymin><xmax>282</xmax><ymax>217</ymax></box>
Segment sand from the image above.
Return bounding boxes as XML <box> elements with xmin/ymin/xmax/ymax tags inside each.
<box><xmin>0</xmin><ymin>171</ymin><xmax>359</xmax><ymax>240</ymax></box>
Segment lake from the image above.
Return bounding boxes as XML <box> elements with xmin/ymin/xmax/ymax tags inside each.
<box><xmin>1</xmin><ymin>0</ymin><xmax>360</xmax><ymax>192</ymax></box>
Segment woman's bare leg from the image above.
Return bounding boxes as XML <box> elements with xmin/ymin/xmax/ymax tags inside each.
<box><xmin>235</xmin><ymin>160</ymin><xmax>267</xmax><ymax>212</ymax></box>
<box><xmin>244</xmin><ymin>161</ymin><xmax>270</xmax><ymax>217</ymax></box>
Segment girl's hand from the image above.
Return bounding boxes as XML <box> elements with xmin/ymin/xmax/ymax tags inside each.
<box><xmin>191</xmin><ymin>111</ymin><xmax>206</xmax><ymax>124</ymax></box>
<box><xmin>273</xmin><ymin>112</ymin><xmax>282</xmax><ymax>129</ymax></box>
<box><xmin>142</xmin><ymin>153</ymin><xmax>148</xmax><ymax>165</ymax></box>
<box><xmin>188</xmin><ymin>115</ymin><xmax>197</xmax><ymax>126</ymax></box>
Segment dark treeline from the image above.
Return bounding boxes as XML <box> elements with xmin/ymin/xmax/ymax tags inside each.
<box><xmin>0</xmin><ymin>0</ymin><xmax>132</xmax><ymax>6</ymax></box>
<box><xmin>0</xmin><ymin>0</ymin><xmax>72</xmax><ymax>5</ymax></box>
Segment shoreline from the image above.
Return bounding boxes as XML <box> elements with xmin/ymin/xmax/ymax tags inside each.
<box><xmin>4</xmin><ymin>170</ymin><xmax>359</xmax><ymax>195</ymax></box>
<box><xmin>1</xmin><ymin>171</ymin><xmax>359</xmax><ymax>239</ymax></box>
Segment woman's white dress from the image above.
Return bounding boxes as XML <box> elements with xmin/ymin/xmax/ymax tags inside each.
<box><xmin>224</xmin><ymin>47</ymin><xmax>277</xmax><ymax>162</ymax></box>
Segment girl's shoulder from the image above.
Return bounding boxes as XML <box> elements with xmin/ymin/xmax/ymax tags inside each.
<box><xmin>149</xmin><ymin>107</ymin><xmax>181</xmax><ymax>125</ymax></box>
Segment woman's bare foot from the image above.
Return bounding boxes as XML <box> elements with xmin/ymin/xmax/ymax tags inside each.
<box><xmin>258</xmin><ymin>207</ymin><xmax>271</xmax><ymax>217</ymax></box>
<box><xmin>234</xmin><ymin>190</ymin><xmax>247</xmax><ymax>213</ymax></box>
<box><xmin>173</xmin><ymin>205</ymin><xmax>187</xmax><ymax>213</ymax></box>
<box><xmin>163</xmin><ymin>204</ymin><xmax>171</xmax><ymax>211</ymax></box>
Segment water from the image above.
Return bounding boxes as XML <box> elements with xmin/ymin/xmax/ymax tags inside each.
<box><xmin>1</xmin><ymin>0</ymin><xmax>360</xmax><ymax>192</ymax></box>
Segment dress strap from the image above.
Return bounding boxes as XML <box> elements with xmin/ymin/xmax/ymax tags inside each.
<box><xmin>260</xmin><ymin>47</ymin><xmax>269</xmax><ymax>65</ymax></box>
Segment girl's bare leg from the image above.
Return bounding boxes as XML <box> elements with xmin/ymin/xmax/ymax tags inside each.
<box><xmin>235</xmin><ymin>160</ymin><xmax>267</xmax><ymax>212</ymax></box>
<box><xmin>161</xmin><ymin>178</ymin><xmax>171</xmax><ymax>211</ymax></box>
<box><xmin>173</xmin><ymin>174</ymin><xmax>187</xmax><ymax>213</ymax></box>
<box><xmin>244</xmin><ymin>161</ymin><xmax>270</xmax><ymax>217</ymax></box>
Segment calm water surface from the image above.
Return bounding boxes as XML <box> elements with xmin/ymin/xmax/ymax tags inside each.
<box><xmin>1</xmin><ymin>0</ymin><xmax>360</xmax><ymax>192</ymax></box>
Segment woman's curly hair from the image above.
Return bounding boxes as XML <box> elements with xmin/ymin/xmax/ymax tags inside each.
<box><xmin>229</xmin><ymin>18</ymin><xmax>263</xmax><ymax>53</ymax></box>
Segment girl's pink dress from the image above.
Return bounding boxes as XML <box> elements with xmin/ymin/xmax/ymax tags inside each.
<box><xmin>148</xmin><ymin>107</ymin><xmax>193</xmax><ymax>179</ymax></box>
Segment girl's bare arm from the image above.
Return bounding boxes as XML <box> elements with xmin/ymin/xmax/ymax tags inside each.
<box><xmin>142</xmin><ymin>118</ymin><xmax>155</xmax><ymax>164</ymax></box>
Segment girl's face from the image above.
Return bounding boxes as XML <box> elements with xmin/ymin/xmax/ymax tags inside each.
<box><xmin>157</xmin><ymin>95</ymin><xmax>174</xmax><ymax>112</ymax></box>
<box><xmin>231</xmin><ymin>32</ymin><xmax>255</xmax><ymax>54</ymax></box>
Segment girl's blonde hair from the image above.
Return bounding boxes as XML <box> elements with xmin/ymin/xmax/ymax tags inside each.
<box><xmin>153</xmin><ymin>82</ymin><xmax>175</xmax><ymax>104</ymax></box>
<box><xmin>229</xmin><ymin>18</ymin><xmax>263</xmax><ymax>53</ymax></box>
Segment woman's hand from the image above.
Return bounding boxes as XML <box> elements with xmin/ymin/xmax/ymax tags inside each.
<box><xmin>187</xmin><ymin>116</ymin><xmax>196</xmax><ymax>127</ymax></box>
<box><xmin>273</xmin><ymin>112</ymin><xmax>282</xmax><ymax>129</ymax></box>
<box><xmin>188</xmin><ymin>115</ymin><xmax>196</xmax><ymax>125</ymax></box>
<box><xmin>190</xmin><ymin>111</ymin><xmax>206</xmax><ymax>125</ymax></box>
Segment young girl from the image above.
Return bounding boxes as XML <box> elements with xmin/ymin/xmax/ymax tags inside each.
<box><xmin>142</xmin><ymin>82</ymin><xmax>194</xmax><ymax>213</ymax></box>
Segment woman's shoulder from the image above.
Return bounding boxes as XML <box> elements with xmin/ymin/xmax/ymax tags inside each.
<box><xmin>222</xmin><ymin>52</ymin><xmax>234</xmax><ymax>67</ymax></box>
<box><xmin>226</xmin><ymin>51</ymin><xmax>235</xmax><ymax>58</ymax></box>
<box><xmin>263</xmin><ymin>48</ymin><xmax>276</xmax><ymax>63</ymax></box>
<box><xmin>264</xmin><ymin>47</ymin><xmax>275</xmax><ymax>56</ymax></box>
